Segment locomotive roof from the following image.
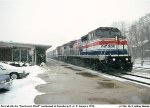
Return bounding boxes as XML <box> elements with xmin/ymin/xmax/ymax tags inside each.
<box><xmin>89</xmin><ymin>27</ymin><xmax>119</xmax><ymax>33</ymax></box>
<box><xmin>58</xmin><ymin>27</ymin><xmax>122</xmax><ymax>47</ymax></box>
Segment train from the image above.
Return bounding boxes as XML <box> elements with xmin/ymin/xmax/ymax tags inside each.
<box><xmin>48</xmin><ymin>27</ymin><xmax>133</xmax><ymax>72</ymax></box>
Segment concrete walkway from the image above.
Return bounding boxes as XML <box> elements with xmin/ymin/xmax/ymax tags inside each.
<box><xmin>34</xmin><ymin>58</ymin><xmax>150</xmax><ymax>104</ymax></box>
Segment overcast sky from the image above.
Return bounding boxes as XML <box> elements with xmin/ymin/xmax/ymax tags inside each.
<box><xmin>0</xmin><ymin>0</ymin><xmax>150</xmax><ymax>49</ymax></box>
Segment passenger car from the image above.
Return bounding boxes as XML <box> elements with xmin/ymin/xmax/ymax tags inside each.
<box><xmin>0</xmin><ymin>74</ymin><xmax>12</xmax><ymax>90</ymax></box>
<box><xmin>0</xmin><ymin>63</ymin><xmax>29</xmax><ymax>79</ymax></box>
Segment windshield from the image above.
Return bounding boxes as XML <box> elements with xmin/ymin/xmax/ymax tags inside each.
<box><xmin>95</xmin><ymin>28</ymin><xmax>122</xmax><ymax>38</ymax></box>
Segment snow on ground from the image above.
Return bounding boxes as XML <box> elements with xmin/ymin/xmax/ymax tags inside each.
<box><xmin>133</xmin><ymin>58</ymin><xmax>150</xmax><ymax>69</ymax></box>
<box><xmin>0</xmin><ymin>65</ymin><xmax>47</xmax><ymax>104</ymax></box>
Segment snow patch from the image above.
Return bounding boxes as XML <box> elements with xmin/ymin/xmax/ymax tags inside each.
<box><xmin>0</xmin><ymin>65</ymin><xmax>48</xmax><ymax>104</ymax></box>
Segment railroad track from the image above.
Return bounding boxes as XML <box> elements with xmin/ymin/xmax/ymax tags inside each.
<box><xmin>80</xmin><ymin>65</ymin><xmax>150</xmax><ymax>86</ymax></box>
<box><xmin>108</xmin><ymin>72</ymin><xmax>150</xmax><ymax>86</ymax></box>
<box><xmin>122</xmin><ymin>72</ymin><xmax>150</xmax><ymax>80</ymax></box>
<box><xmin>133</xmin><ymin>66</ymin><xmax>150</xmax><ymax>70</ymax></box>
<box><xmin>58</xmin><ymin>59</ymin><xmax>150</xmax><ymax>86</ymax></box>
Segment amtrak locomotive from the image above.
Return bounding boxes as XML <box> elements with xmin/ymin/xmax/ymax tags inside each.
<box><xmin>48</xmin><ymin>27</ymin><xmax>133</xmax><ymax>72</ymax></box>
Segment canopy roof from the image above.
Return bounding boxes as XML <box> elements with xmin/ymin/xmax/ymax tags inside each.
<box><xmin>0</xmin><ymin>41</ymin><xmax>51</xmax><ymax>50</ymax></box>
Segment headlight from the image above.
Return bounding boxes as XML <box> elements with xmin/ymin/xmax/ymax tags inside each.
<box><xmin>113</xmin><ymin>58</ymin><xmax>115</xmax><ymax>61</ymax></box>
<box><xmin>126</xmin><ymin>58</ymin><xmax>129</xmax><ymax>61</ymax></box>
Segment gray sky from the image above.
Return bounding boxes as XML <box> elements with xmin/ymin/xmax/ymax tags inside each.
<box><xmin>0</xmin><ymin>0</ymin><xmax>150</xmax><ymax>49</ymax></box>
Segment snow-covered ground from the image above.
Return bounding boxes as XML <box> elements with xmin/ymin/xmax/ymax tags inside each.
<box><xmin>0</xmin><ymin>66</ymin><xmax>47</xmax><ymax>104</ymax></box>
<box><xmin>133</xmin><ymin>58</ymin><xmax>150</xmax><ymax>69</ymax></box>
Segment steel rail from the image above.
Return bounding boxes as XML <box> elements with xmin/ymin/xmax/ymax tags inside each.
<box><xmin>108</xmin><ymin>73</ymin><xmax>150</xmax><ymax>86</ymax></box>
<box><xmin>122</xmin><ymin>72</ymin><xmax>150</xmax><ymax>80</ymax></box>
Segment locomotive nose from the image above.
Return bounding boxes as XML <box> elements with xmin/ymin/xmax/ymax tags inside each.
<box><xmin>114</xmin><ymin>58</ymin><xmax>126</xmax><ymax>71</ymax></box>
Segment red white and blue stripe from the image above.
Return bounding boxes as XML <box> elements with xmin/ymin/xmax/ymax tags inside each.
<box><xmin>80</xmin><ymin>38</ymin><xmax>128</xmax><ymax>56</ymax></box>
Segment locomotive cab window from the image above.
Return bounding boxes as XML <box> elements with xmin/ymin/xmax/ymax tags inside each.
<box><xmin>111</xmin><ymin>28</ymin><xmax>122</xmax><ymax>37</ymax></box>
<box><xmin>95</xmin><ymin>28</ymin><xmax>122</xmax><ymax>38</ymax></box>
<box><xmin>95</xmin><ymin>29</ymin><xmax>110</xmax><ymax>38</ymax></box>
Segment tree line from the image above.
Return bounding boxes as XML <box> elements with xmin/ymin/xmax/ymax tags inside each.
<box><xmin>112</xmin><ymin>13</ymin><xmax>150</xmax><ymax>59</ymax></box>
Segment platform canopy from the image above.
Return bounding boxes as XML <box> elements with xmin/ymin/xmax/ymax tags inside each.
<box><xmin>0</xmin><ymin>41</ymin><xmax>51</xmax><ymax>64</ymax></box>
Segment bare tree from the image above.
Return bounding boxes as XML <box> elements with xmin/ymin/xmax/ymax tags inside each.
<box><xmin>128</xmin><ymin>13</ymin><xmax>150</xmax><ymax>58</ymax></box>
<box><xmin>111</xmin><ymin>21</ymin><xmax>128</xmax><ymax>37</ymax></box>
<box><xmin>111</xmin><ymin>13</ymin><xmax>150</xmax><ymax>59</ymax></box>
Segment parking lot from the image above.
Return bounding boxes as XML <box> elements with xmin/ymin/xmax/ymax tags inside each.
<box><xmin>0</xmin><ymin>65</ymin><xmax>45</xmax><ymax>104</ymax></box>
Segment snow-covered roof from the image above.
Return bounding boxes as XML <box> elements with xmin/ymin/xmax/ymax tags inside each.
<box><xmin>0</xmin><ymin>41</ymin><xmax>51</xmax><ymax>50</ymax></box>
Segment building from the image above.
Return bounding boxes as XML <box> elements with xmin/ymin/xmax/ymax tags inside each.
<box><xmin>0</xmin><ymin>41</ymin><xmax>51</xmax><ymax>65</ymax></box>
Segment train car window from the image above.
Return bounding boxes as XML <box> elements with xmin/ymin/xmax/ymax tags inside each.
<box><xmin>88</xmin><ymin>33</ymin><xmax>92</xmax><ymax>40</ymax></box>
<box><xmin>88</xmin><ymin>32</ymin><xmax>95</xmax><ymax>40</ymax></box>
<box><xmin>88</xmin><ymin>34</ymin><xmax>90</xmax><ymax>40</ymax></box>
<box><xmin>91</xmin><ymin>32</ymin><xmax>94</xmax><ymax>39</ymax></box>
